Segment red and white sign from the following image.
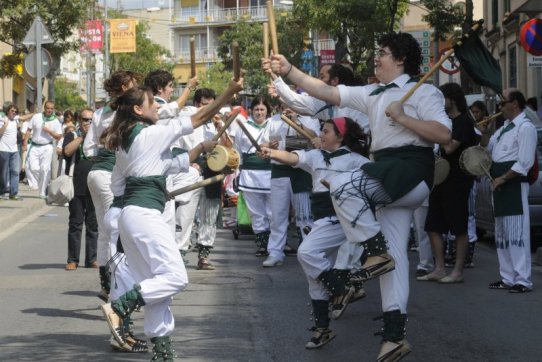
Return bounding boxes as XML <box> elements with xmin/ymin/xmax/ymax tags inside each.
<box><xmin>320</xmin><ymin>49</ymin><xmax>335</xmax><ymax>65</ymax></box>
<box><xmin>439</xmin><ymin>47</ymin><xmax>460</xmax><ymax>75</ymax></box>
<box><xmin>80</xmin><ymin>20</ymin><xmax>104</xmax><ymax>54</ymax></box>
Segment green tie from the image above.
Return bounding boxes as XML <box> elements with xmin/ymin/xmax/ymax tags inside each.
<box><xmin>369</xmin><ymin>83</ymin><xmax>398</xmax><ymax>96</ymax></box>
<box><xmin>497</xmin><ymin>122</ymin><xmax>515</xmax><ymax>142</ymax></box>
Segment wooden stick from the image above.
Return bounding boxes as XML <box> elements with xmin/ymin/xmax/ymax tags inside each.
<box><xmin>280</xmin><ymin>115</ymin><xmax>313</xmax><ymax>140</ymax></box>
<box><xmin>169</xmin><ymin>174</ymin><xmax>225</xmax><ymax>198</ymax></box>
<box><xmin>263</xmin><ymin>22</ymin><xmax>269</xmax><ymax>58</ymax></box>
<box><xmin>236</xmin><ymin>119</ymin><xmax>261</xmax><ymax>152</ymax></box>
<box><xmin>232</xmin><ymin>41</ymin><xmax>240</xmax><ymax>81</ymax></box>
<box><xmin>190</xmin><ymin>36</ymin><xmax>196</xmax><ymax>78</ymax></box>
<box><xmin>476</xmin><ymin>112</ymin><xmax>502</xmax><ymax>126</ymax></box>
<box><xmin>212</xmin><ymin>109</ymin><xmax>241</xmax><ymax>142</ymax></box>
<box><xmin>267</xmin><ymin>1</ymin><xmax>279</xmax><ymax>54</ymax></box>
<box><xmin>400</xmin><ymin>20</ymin><xmax>484</xmax><ymax>104</ymax></box>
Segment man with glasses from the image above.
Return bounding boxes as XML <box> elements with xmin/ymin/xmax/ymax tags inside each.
<box><xmin>265</xmin><ymin>32</ymin><xmax>452</xmax><ymax>360</ymax></box>
<box><xmin>64</xmin><ymin>108</ymin><xmax>98</xmax><ymax>271</ymax></box>
<box><xmin>480</xmin><ymin>89</ymin><xmax>537</xmax><ymax>293</ymax></box>
<box><xmin>23</xmin><ymin>100</ymin><xmax>62</xmax><ymax>199</ymax></box>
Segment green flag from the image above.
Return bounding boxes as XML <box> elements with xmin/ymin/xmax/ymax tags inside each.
<box><xmin>454</xmin><ymin>34</ymin><xmax>502</xmax><ymax>94</ymax></box>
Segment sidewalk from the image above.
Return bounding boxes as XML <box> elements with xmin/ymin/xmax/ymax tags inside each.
<box><xmin>0</xmin><ymin>184</ymin><xmax>53</xmax><ymax>236</ymax></box>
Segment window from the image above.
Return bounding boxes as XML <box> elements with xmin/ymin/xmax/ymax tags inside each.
<box><xmin>504</xmin><ymin>0</ymin><xmax>511</xmax><ymax>13</ymax></box>
<box><xmin>508</xmin><ymin>45</ymin><xmax>517</xmax><ymax>88</ymax></box>
<box><xmin>491</xmin><ymin>0</ymin><xmax>498</xmax><ymax>27</ymax></box>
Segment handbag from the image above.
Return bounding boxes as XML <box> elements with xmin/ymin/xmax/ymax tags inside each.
<box><xmin>47</xmin><ymin>154</ymin><xmax>75</xmax><ymax>205</ymax></box>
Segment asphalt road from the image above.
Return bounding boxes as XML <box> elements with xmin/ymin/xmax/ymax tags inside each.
<box><xmin>0</xmin><ymin>205</ymin><xmax>541</xmax><ymax>362</ymax></box>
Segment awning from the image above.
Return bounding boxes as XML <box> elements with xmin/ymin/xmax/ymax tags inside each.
<box><xmin>514</xmin><ymin>0</ymin><xmax>542</xmax><ymax>13</ymax></box>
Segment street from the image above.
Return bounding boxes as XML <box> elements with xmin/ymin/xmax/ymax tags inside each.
<box><xmin>0</xmin><ymin>200</ymin><xmax>541</xmax><ymax>362</ymax></box>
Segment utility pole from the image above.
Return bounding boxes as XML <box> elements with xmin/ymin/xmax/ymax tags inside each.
<box><xmin>104</xmin><ymin>0</ymin><xmax>110</xmax><ymax>80</ymax></box>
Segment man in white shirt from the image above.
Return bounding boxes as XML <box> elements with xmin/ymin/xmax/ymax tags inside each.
<box><xmin>22</xmin><ymin>100</ymin><xmax>62</xmax><ymax>199</ymax></box>
<box><xmin>481</xmin><ymin>89</ymin><xmax>537</xmax><ymax>294</ymax></box>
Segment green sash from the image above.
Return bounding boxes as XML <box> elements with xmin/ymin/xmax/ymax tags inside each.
<box><xmin>271</xmin><ymin>164</ymin><xmax>312</xmax><ymax>194</ymax></box>
<box><xmin>241</xmin><ymin>153</ymin><xmax>271</xmax><ymax>170</ymax></box>
<box><xmin>362</xmin><ymin>146</ymin><xmax>434</xmax><ymax>201</ymax></box>
<box><xmin>490</xmin><ymin>161</ymin><xmax>524</xmax><ymax>217</ymax></box>
<box><xmin>111</xmin><ymin>195</ymin><xmax>124</xmax><ymax>209</ymax></box>
<box><xmin>310</xmin><ymin>191</ymin><xmax>335</xmax><ymax>220</ymax></box>
<box><xmin>123</xmin><ymin>175</ymin><xmax>168</xmax><ymax>212</ymax></box>
<box><xmin>92</xmin><ymin>148</ymin><xmax>116</xmax><ymax>172</ymax></box>
<box><xmin>171</xmin><ymin>147</ymin><xmax>188</xmax><ymax>157</ymax></box>
<box><xmin>121</xmin><ymin>123</ymin><xmax>146</xmax><ymax>153</ymax></box>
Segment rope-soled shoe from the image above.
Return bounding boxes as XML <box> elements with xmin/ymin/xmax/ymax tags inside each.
<box><xmin>377</xmin><ymin>339</ymin><xmax>411</xmax><ymax>362</ymax></box>
<box><xmin>358</xmin><ymin>254</ymin><xmax>395</xmax><ymax>281</ymax></box>
<box><xmin>331</xmin><ymin>286</ymin><xmax>355</xmax><ymax>320</ymax></box>
<box><xmin>101</xmin><ymin>303</ymin><xmax>124</xmax><ymax>345</ymax></box>
<box><xmin>305</xmin><ymin>327</ymin><xmax>336</xmax><ymax>349</ymax></box>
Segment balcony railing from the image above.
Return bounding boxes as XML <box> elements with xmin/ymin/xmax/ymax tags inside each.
<box><xmin>172</xmin><ymin>4</ymin><xmax>292</xmax><ymax>26</ymax></box>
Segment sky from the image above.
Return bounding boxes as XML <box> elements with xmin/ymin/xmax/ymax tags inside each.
<box><xmin>98</xmin><ymin>0</ymin><xmax>169</xmax><ymax>11</ymax></box>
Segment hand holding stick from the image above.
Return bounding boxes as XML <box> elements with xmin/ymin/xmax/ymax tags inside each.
<box><xmin>212</xmin><ymin>108</ymin><xmax>241</xmax><ymax>142</ymax></box>
<box><xmin>280</xmin><ymin>115</ymin><xmax>313</xmax><ymax>140</ymax></box>
<box><xmin>236</xmin><ymin>119</ymin><xmax>262</xmax><ymax>152</ymax></box>
<box><xmin>190</xmin><ymin>36</ymin><xmax>196</xmax><ymax>78</ymax></box>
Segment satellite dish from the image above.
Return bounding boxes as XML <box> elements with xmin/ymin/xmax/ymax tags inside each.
<box><xmin>24</xmin><ymin>48</ymin><xmax>52</xmax><ymax>78</ymax></box>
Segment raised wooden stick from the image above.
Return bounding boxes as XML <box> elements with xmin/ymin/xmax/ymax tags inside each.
<box><xmin>236</xmin><ymin>119</ymin><xmax>261</xmax><ymax>152</ymax></box>
<box><xmin>400</xmin><ymin>20</ymin><xmax>484</xmax><ymax>104</ymax></box>
<box><xmin>280</xmin><ymin>115</ymin><xmax>313</xmax><ymax>140</ymax></box>
<box><xmin>212</xmin><ymin>109</ymin><xmax>241</xmax><ymax>142</ymax></box>
<box><xmin>169</xmin><ymin>174</ymin><xmax>225</xmax><ymax>198</ymax></box>
<box><xmin>267</xmin><ymin>1</ymin><xmax>279</xmax><ymax>54</ymax></box>
<box><xmin>263</xmin><ymin>22</ymin><xmax>269</xmax><ymax>58</ymax></box>
<box><xmin>232</xmin><ymin>41</ymin><xmax>240</xmax><ymax>81</ymax></box>
<box><xmin>190</xmin><ymin>36</ymin><xmax>196</xmax><ymax>78</ymax></box>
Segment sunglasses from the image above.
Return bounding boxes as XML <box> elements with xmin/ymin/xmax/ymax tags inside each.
<box><xmin>80</xmin><ymin>117</ymin><xmax>93</xmax><ymax>122</ymax></box>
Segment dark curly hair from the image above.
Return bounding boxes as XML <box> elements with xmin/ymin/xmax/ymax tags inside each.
<box><xmin>440</xmin><ymin>82</ymin><xmax>468</xmax><ymax>114</ymax></box>
<box><xmin>325</xmin><ymin>117</ymin><xmax>369</xmax><ymax>157</ymax></box>
<box><xmin>144</xmin><ymin>70</ymin><xmax>174</xmax><ymax>96</ymax></box>
<box><xmin>328</xmin><ymin>64</ymin><xmax>355</xmax><ymax>86</ymax></box>
<box><xmin>104</xmin><ymin>70</ymin><xmax>141</xmax><ymax>110</ymax></box>
<box><xmin>378</xmin><ymin>32</ymin><xmax>422</xmax><ymax>77</ymax></box>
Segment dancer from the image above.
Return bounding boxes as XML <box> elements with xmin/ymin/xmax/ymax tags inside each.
<box><xmin>259</xmin><ymin>117</ymin><xmax>368</xmax><ymax>349</ymax></box>
<box><xmin>265</xmin><ymin>32</ymin><xmax>451</xmax><ymax>361</ymax></box>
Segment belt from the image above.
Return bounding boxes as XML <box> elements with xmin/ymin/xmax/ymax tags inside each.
<box><xmin>32</xmin><ymin>142</ymin><xmax>52</xmax><ymax>146</ymax></box>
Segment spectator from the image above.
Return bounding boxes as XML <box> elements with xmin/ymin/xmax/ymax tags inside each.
<box><xmin>0</xmin><ymin>103</ymin><xmax>23</xmax><ymax>200</ymax></box>
<box><xmin>64</xmin><ymin>108</ymin><xmax>98</xmax><ymax>270</ymax></box>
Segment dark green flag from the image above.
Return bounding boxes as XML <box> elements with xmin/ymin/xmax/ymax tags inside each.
<box><xmin>454</xmin><ymin>34</ymin><xmax>502</xmax><ymax>94</ymax></box>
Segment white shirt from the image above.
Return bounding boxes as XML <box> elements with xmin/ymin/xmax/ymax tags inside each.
<box><xmin>273</xmin><ymin>77</ymin><xmax>370</xmax><ymax>132</ymax></box>
<box><xmin>338</xmin><ymin>74</ymin><xmax>452</xmax><ymax>152</ymax></box>
<box><xmin>111</xmin><ymin>117</ymin><xmax>194</xmax><ymax>197</ymax></box>
<box><xmin>294</xmin><ymin>146</ymin><xmax>369</xmax><ymax>193</ymax></box>
<box><xmin>267</xmin><ymin>113</ymin><xmax>320</xmax><ymax>164</ymax></box>
<box><xmin>177</xmin><ymin>106</ymin><xmax>217</xmax><ymax>149</ymax></box>
<box><xmin>0</xmin><ymin>116</ymin><xmax>19</xmax><ymax>152</ymax></box>
<box><xmin>83</xmin><ymin>106</ymin><xmax>115</xmax><ymax>157</ymax></box>
<box><xmin>28</xmin><ymin>113</ymin><xmax>62</xmax><ymax>145</ymax></box>
<box><xmin>487</xmin><ymin>111</ymin><xmax>537</xmax><ymax>176</ymax></box>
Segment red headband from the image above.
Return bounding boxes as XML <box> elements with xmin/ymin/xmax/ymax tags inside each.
<box><xmin>332</xmin><ymin>117</ymin><xmax>347</xmax><ymax>137</ymax></box>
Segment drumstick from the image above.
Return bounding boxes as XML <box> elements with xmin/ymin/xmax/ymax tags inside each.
<box><xmin>190</xmin><ymin>36</ymin><xmax>196</xmax><ymax>78</ymax></box>
<box><xmin>399</xmin><ymin>20</ymin><xmax>484</xmax><ymax>104</ymax></box>
<box><xmin>476</xmin><ymin>112</ymin><xmax>502</xmax><ymax>126</ymax></box>
<box><xmin>169</xmin><ymin>174</ymin><xmax>225</xmax><ymax>198</ymax></box>
<box><xmin>280</xmin><ymin>115</ymin><xmax>313</xmax><ymax>140</ymax></box>
<box><xmin>263</xmin><ymin>22</ymin><xmax>269</xmax><ymax>58</ymax></box>
<box><xmin>232</xmin><ymin>41</ymin><xmax>240</xmax><ymax>81</ymax></box>
<box><xmin>481</xmin><ymin>165</ymin><xmax>494</xmax><ymax>182</ymax></box>
<box><xmin>212</xmin><ymin>108</ymin><xmax>241</xmax><ymax>142</ymax></box>
<box><xmin>320</xmin><ymin>179</ymin><xmax>330</xmax><ymax>189</ymax></box>
<box><xmin>267</xmin><ymin>1</ymin><xmax>279</xmax><ymax>55</ymax></box>
<box><xmin>236</xmin><ymin>119</ymin><xmax>262</xmax><ymax>152</ymax></box>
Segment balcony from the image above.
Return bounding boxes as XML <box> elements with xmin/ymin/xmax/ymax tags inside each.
<box><xmin>175</xmin><ymin>46</ymin><xmax>221</xmax><ymax>64</ymax></box>
<box><xmin>171</xmin><ymin>4</ymin><xmax>292</xmax><ymax>28</ymax></box>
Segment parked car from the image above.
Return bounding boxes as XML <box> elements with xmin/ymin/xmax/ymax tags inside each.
<box><xmin>475</xmin><ymin>127</ymin><xmax>542</xmax><ymax>251</ymax></box>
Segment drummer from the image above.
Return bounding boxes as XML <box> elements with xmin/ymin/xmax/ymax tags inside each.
<box><xmin>419</xmin><ymin>82</ymin><xmax>477</xmax><ymax>284</ymax></box>
<box><xmin>178</xmin><ymin>88</ymin><xmax>234</xmax><ymax>270</ymax></box>
<box><xmin>231</xmin><ymin>96</ymin><xmax>273</xmax><ymax>256</ymax></box>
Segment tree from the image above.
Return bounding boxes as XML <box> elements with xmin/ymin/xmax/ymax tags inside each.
<box><xmin>420</xmin><ymin>0</ymin><xmax>465</xmax><ymax>41</ymax></box>
<box><xmin>54</xmin><ymin>77</ymin><xmax>87</xmax><ymax>111</ymax></box>
<box><xmin>292</xmin><ymin>0</ymin><xmax>409</xmax><ymax>80</ymax></box>
<box><xmin>198</xmin><ymin>63</ymin><xmax>233</xmax><ymax>95</ymax></box>
<box><xmin>104</xmin><ymin>11</ymin><xmax>173</xmax><ymax>76</ymax></box>
<box><xmin>217</xmin><ymin>14</ymin><xmax>307</xmax><ymax>94</ymax></box>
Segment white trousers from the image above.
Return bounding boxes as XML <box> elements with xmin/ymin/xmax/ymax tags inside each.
<box><xmin>242</xmin><ymin>191</ymin><xmax>272</xmax><ymax>233</ymax></box>
<box><xmin>495</xmin><ymin>183</ymin><xmax>532</xmax><ymax>288</ymax></box>
<box><xmin>27</xmin><ymin>144</ymin><xmax>53</xmax><ymax>197</ymax></box>
<box><xmin>197</xmin><ymin>192</ymin><xmax>221</xmax><ymax>247</ymax></box>
<box><xmin>268</xmin><ymin>177</ymin><xmax>294</xmax><ymax>260</ymax></box>
<box><xmin>297</xmin><ymin>217</ymin><xmax>346</xmax><ymax>300</ymax></box>
<box><xmin>87</xmin><ymin>170</ymin><xmax>114</xmax><ymax>266</ymax></box>
<box><xmin>413</xmin><ymin>202</ymin><xmax>433</xmax><ymax>271</ymax></box>
<box><xmin>334</xmin><ymin>242</ymin><xmax>364</xmax><ymax>271</ymax></box>
<box><xmin>331</xmin><ymin>169</ymin><xmax>430</xmax><ymax>313</ymax></box>
<box><xmin>118</xmin><ymin>205</ymin><xmax>188</xmax><ymax>337</ymax></box>
<box><xmin>170</xmin><ymin>167</ymin><xmax>202</xmax><ymax>251</ymax></box>
<box><xmin>468</xmin><ymin>183</ymin><xmax>478</xmax><ymax>243</ymax></box>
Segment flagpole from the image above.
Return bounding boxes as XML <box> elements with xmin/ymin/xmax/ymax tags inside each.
<box><xmin>400</xmin><ymin>20</ymin><xmax>484</xmax><ymax>104</ymax></box>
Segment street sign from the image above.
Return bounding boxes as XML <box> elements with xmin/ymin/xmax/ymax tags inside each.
<box><xmin>22</xmin><ymin>16</ymin><xmax>54</xmax><ymax>45</ymax></box>
<box><xmin>527</xmin><ymin>54</ymin><xmax>542</xmax><ymax>67</ymax></box>
<box><xmin>520</xmin><ymin>18</ymin><xmax>542</xmax><ymax>56</ymax></box>
<box><xmin>24</xmin><ymin>48</ymin><xmax>52</xmax><ymax>78</ymax></box>
<box><xmin>439</xmin><ymin>47</ymin><xmax>460</xmax><ymax>75</ymax></box>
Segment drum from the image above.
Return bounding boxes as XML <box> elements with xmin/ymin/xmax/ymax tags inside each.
<box><xmin>459</xmin><ymin>146</ymin><xmax>492</xmax><ymax>178</ymax></box>
<box><xmin>434</xmin><ymin>155</ymin><xmax>450</xmax><ymax>186</ymax></box>
<box><xmin>207</xmin><ymin>145</ymin><xmax>240</xmax><ymax>173</ymax></box>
